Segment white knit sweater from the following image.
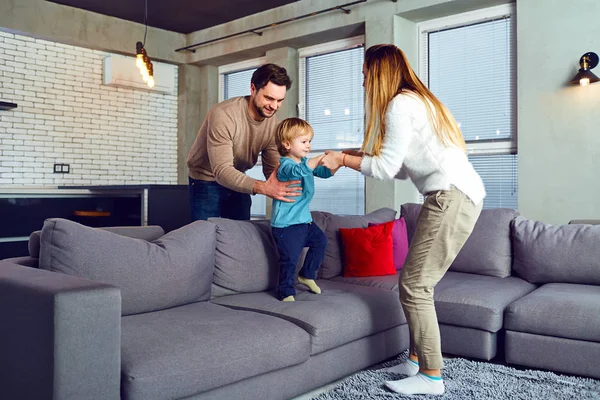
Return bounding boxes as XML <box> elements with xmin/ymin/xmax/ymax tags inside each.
<box><xmin>360</xmin><ymin>93</ymin><xmax>486</xmax><ymax>205</ymax></box>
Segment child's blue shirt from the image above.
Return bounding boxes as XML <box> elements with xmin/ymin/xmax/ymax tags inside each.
<box><xmin>270</xmin><ymin>156</ymin><xmax>333</xmax><ymax>228</ymax></box>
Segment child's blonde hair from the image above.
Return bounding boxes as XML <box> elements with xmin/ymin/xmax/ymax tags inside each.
<box><xmin>275</xmin><ymin>118</ymin><xmax>314</xmax><ymax>156</ymax></box>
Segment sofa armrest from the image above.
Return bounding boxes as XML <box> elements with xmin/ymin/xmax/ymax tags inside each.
<box><xmin>569</xmin><ymin>219</ymin><xmax>600</xmax><ymax>225</ymax></box>
<box><xmin>0</xmin><ymin>261</ymin><xmax>121</xmax><ymax>400</ymax></box>
<box><xmin>2</xmin><ymin>255</ymin><xmax>39</xmax><ymax>268</ymax></box>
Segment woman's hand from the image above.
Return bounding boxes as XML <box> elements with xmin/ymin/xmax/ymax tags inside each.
<box><xmin>320</xmin><ymin>151</ymin><xmax>345</xmax><ymax>170</ymax></box>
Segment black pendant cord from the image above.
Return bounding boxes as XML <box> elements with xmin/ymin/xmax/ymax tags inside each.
<box><xmin>143</xmin><ymin>0</ymin><xmax>148</xmax><ymax>45</ymax></box>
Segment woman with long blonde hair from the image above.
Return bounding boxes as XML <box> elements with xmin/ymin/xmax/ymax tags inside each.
<box><xmin>321</xmin><ymin>44</ymin><xmax>485</xmax><ymax>396</ymax></box>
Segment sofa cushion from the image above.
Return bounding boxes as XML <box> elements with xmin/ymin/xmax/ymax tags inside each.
<box><xmin>433</xmin><ymin>271</ymin><xmax>537</xmax><ymax>332</ymax></box>
<box><xmin>505</xmin><ymin>283</ymin><xmax>600</xmax><ymax>342</ymax></box>
<box><xmin>39</xmin><ymin>218</ymin><xmax>215</xmax><ymax>316</ymax></box>
<box><xmin>209</xmin><ymin>218</ymin><xmax>279</xmax><ymax>296</ymax></box>
<box><xmin>330</xmin><ymin>273</ymin><xmax>400</xmax><ymax>291</ymax></box>
<box><xmin>121</xmin><ymin>301</ymin><xmax>310</xmax><ymax>400</ymax></box>
<box><xmin>211</xmin><ymin>280</ymin><xmax>405</xmax><ymax>355</ymax></box>
<box><xmin>511</xmin><ymin>217</ymin><xmax>600</xmax><ymax>284</ymax></box>
<box><xmin>401</xmin><ymin>203</ymin><xmax>517</xmax><ymax>278</ymax></box>
<box><xmin>28</xmin><ymin>225</ymin><xmax>165</xmax><ymax>258</ymax></box>
<box><xmin>320</xmin><ymin>208</ymin><xmax>397</xmax><ymax>279</ymax></box>
<box><xmin>337</xmin><ymin>271</ymin><xmax>536</xmax><ymax>333</ymax></box>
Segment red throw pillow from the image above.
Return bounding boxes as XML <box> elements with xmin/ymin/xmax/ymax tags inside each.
<box><xmin>339</xmin><ymin>220</ymin><xmax>396</xmax><ymax>277</ymax></box>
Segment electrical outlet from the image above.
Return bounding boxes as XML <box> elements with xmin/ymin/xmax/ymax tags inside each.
<box><xmin>53</xmin><ymin>163</ymin><xmax>71</xmax><ymax>173</ymax></box>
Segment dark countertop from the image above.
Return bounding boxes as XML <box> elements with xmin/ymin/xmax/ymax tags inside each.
<box><xmin>58</xmin><ymin>185</ymin><xmax>188</xmax><ymax>190</ymax></box>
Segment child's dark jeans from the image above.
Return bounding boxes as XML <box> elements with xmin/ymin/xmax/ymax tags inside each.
<box><xmin>272</xmin><ymin>222</ymin><xmax>327</xmax><ymax>299</ymax></box>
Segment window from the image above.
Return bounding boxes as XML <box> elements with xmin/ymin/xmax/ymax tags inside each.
<box><xmin>219</xmin><ymin>58</ymin><xmax>267</xmax><ymax>217</ymax></box>
<box><xmin>299</xmin><ymin>37</ymin><xmax>365</xmax><ymax>215</ymax></box>
<box><xmin>419</xmin><ymin>5</ymin><xmax>517</xmax><ymax>209</ymax></box>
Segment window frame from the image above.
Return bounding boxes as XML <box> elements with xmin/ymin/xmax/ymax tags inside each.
<box><xmin>417</xmin><ymin>4</ymin><xmax>517</xmax><ymax>158</ymax></box>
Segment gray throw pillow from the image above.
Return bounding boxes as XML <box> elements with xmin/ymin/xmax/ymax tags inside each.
<box><xmin>511</xmin><ymin>216</ymin><xmax>600</xmax><ymax>284</ymax></box>
<box><xmin>400</xmin><ymin>203</ymin><xmax>421</xmax><ymax>244</ymax></box>
<box><xmin>320</xmin><ymin>208</ymin><xmax>397</xmax><ymax>279</ymax></box>
<box><xmin>39</xmin><ymin>218</ymin><xmax>216</xmax><ymax>316</ymax></box>
<box><xmin>401</xmin><ymin>203</ymin><xmax>517</xmax><ymax>278</ymax></box>
<box><xmin>452</xmin><ymin>208</ymin><xmax>518</xmax><ymax>277</ymax></box>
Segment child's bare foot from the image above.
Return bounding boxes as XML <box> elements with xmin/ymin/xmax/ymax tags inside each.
<box><xmin>298</xmin><ymin>277</ymin><xmax>321</xmax><ymax>294</ymax></box>
<box><xmin>282</xmin><ymin>295</ymin><xmax>295</xmax><ymax>302</ymax></box>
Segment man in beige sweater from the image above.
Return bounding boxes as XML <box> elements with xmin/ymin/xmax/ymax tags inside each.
<box><xmin>187</xmin><ymin>63</ymin><xmax>300</xmax><ymax>221</ymax></box>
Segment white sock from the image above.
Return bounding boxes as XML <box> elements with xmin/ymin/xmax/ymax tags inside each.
<box><xmin>384</xmin><ymin>372</ymin><xmax>445</xmax><ymax>395</ymax></box>
<box><xmin>381</xmin><ymin>358</ymin><xmax>419</xmax><ymax>376</ymax></box>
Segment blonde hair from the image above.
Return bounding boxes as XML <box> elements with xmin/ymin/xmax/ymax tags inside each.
<box><xmin>362</xmin><ymin>44</ymin><xmax>466</xmax><ymax>155</ymax></box>
<box><xmin>275</xmin><ymin>118</ymin><xmax>314</xmax><ymax>156</ymax></box>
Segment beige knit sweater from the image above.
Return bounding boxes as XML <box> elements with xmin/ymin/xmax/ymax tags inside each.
<box><xmin>187</xmin><ymin>96</ymin><xmax>280</xmax><ymax>194</ymax></box>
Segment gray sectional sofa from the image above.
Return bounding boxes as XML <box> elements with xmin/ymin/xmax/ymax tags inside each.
<box><xmin>1</xmin><ymin>205</ymin><xmax>599</xmax><ymax>400</ymax></box>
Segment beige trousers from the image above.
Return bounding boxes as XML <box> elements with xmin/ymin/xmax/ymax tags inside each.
<box><xmin>399</xmin><ymin>187</ymin><xmax>482</xmax><ymax>369</ymax></box>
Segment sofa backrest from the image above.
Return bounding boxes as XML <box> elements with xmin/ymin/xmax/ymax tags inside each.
<box><xmin>28</xmin><ymin>225</ymin><xmax>165</xmax><ymax>259</ymax></box>
<box><xmin>511</xmin><ymin>216</ymin><xmax>600</xmax><ymax>285</ymax></box>
<box><xmin>208</xmin><ymin>209</ymin><xmax>394</xmax><ymax>296</ymax></box>
<box><xmin>209</xmin><ymin>218</ymin><xmax>280</xmax><ymax>297</ymax></box>
<box><xmin>401</xmin><ymin>203</ymin><xmax>518</xmax><ymax>278</ymax></box>
<box><xmin>38</xmin><ymin>218</ymin><xmax>215</xmax><ymax>316</ymax></box>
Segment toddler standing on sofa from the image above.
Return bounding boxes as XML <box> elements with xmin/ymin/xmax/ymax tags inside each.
<box><xmin>271</xmin><ymin>118</ymin><xmax>337</xmax><ymax>301</ymax></box>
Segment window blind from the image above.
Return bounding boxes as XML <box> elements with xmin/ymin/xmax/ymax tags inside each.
<box><xmin>302</xmin><ymin>46</ymin><xmax>365</xmax><ymax>215</ymax></box>
<box><xmin>420</xmin><ymin>12</ymin><xmax>518</xmax><ymax>210</ymax></box>
<box><xmin>305</xmin><ymin>47</ymin><xmax>365</xmax><ymax>150</ymax></box>
<box><xmin>469</xmin><ymin>154</ymin><xmax>518</xmax><ymax>209</ymax></box>
<box><xmin>426</xmin><ymin>17</ymin><xmax>514</xmax><ymax>142</ymax></box>
<box><xmin>223</xmin><ymin>68</ymin><xmax>254</xmax><ymax>100</ymax></box>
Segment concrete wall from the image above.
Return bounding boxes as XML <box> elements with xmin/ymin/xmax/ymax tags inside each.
<box><xmin>516</xmin><ymin>0</ymin><xmax>600</xmax><ymax>224</ymax></box>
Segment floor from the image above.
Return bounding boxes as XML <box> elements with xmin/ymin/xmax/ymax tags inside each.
<box><xmin>289</xmin><ymin>353</ymin><xmax>461</xmax><ymax>399</ymax></box>
<box><xmin>290</xmin><ymin>376</ymin><xmax>348</xmax><ymax>400</ymax></box>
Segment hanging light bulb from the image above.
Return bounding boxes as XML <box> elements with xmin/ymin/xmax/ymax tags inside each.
<box><xmin>135</xmin><ymin>0</ymin><xmax>156</xmax><ymax>88</ymax></box>
<box><xmin>135</xmin><ymin>41</ymin><xmax>145</xmax><ymax>69</ymax></box>
<box><xmin>147</xmin><ymin>63</ymin><xmax>155</xmax><ymax>88</ymax></box>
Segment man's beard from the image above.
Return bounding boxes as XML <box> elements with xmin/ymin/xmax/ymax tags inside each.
<box><xmin>253</xmin><ymin>98</ymin><xmax>276</xmax><ymax>119</ymax></box>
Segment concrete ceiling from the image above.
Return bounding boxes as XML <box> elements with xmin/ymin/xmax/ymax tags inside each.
<box><xmin>45</xmin><ymin>0</ymin><xmax>301</xmax><ymax>34</ymax></box>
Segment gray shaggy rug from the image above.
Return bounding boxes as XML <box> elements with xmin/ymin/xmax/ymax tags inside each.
<box><xmin>312</xmin><ymin>351</ymin><xmax>600</xmax><ymax>399</ymax></box>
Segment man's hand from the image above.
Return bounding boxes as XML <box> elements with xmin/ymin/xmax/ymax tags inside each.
<box><xmin>253</xmin><ymin>167</ymin><xmax>301</xmax><ymax>202</ymax></box>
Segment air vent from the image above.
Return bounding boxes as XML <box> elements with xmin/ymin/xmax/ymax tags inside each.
<box><xmin>102</xmin><ymin>55</ymin><xmax>175</xmax><ymax>94</ymax></box>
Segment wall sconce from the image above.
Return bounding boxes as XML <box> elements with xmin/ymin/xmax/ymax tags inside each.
<box><xmin>569</xmin><ymin>52</ymin><xmax>599</xmax><ymax>87</ymax></box>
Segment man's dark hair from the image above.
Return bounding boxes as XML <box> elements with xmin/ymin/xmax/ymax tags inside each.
<box><xmin>251</xmin><ymin>63</ymin><xmax>292</xmax><ymax>91</ymax></box>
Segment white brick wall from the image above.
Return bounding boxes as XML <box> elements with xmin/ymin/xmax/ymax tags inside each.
<box><xmin>0</xmin><ymin>31</ymin><xmax>178</xmax><ymax>186</ymax></box>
